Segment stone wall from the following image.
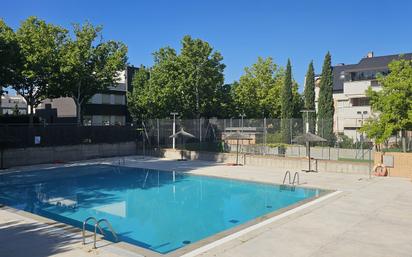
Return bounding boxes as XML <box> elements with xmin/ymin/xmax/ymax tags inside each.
<box><xmin>160</xmin><ymin>148</ymin><xmax>371</xmax><ymax>175</ymax></box>
<box><xmin>2</xmin><ymin>142</ymin><xmax>136</xmax><ymax>168</ymax></box>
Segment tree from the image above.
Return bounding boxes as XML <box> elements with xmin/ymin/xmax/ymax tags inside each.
<box><xmin>57</xmin><ymin>22</ymin><xmax>127</xmax><ymax>124</ymax></box>
<box><xmin>0</xmin><ymin>19</ymin><xmax>21</xmax><ymax>94</ymax></box>
<box><xmin>127</xmin><ymin>65</ymin><xmax>152</xmax><ymax>119</ymax></box>
<box><xmin>360</xmin><ymin>58</ymin><xmax>412</xmax><ymax>152</ymax></box>
<box><xmin>11</xmin><ymin>16</ymin><xmax>67</xmax><ymax>125</ymax></box>
<box><xmin>127</xmin><ymin>35</ymin><xmax>227</xmax><ymax>119</ymax></box>
<box><xmin>233</xmin><ymin>57</ymin><xmax>284</xmax><ymax>118</ymax></box>
<box><xmin>317</xmin><ymin>52</ymin><xmax>335</xmax><ymax>145</ymax></box>
<box><xmin>303</xmin><ymin>61</ymin><xmax>316</xmax><ymax>133</ymax></box>
<box><xmin>281</xmin><ymin>59</ymin><xmax>293</xmax><ymax>143</ymax></box>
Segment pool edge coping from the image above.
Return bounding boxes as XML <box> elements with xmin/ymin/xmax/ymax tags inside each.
<box><xmin>0</xmin><ymin>159</ymin><xmax>343</xmax><ymax>257</ymax></box>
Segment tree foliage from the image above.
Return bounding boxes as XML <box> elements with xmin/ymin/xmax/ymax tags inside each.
<box><xmin>0</xmin><ymin>19</ymin><xmax>21</xmax><ymax>94</ymax></box>
<box><xmin>317</xmin><ymin>52</ymin><xmax>335</xmax><ymax>145</ymax></box>
<box><xmin>303</xmin><ymin>61</ymin><xmax>316</xmax><ymax>133</ymax></box>
<box><xmin>281</xmin><ymin>59</ymin><xmax>294</xmax><ymax>143</ymax></box>
<box><xmin>360</xmin><ymin>58</ymin><xmax>412</xmax><ymax>150</ymax></box>
<box><xmin>56</xmin><ymin>22</ymin><xmax>128</xmax><ymax>124</ymax></box>
<box><xmin>127</xmin><ymin>35</ymin><xmax>228</xmax><ymax>119</ymax></box>
<box><xmin>233</xmin><ymin>57</ymin><xmax>284</xmax><ymax>118</ymax></box>
<box><xmin>11</xmin><ymin>16</ymin><xmax>67</xmax><ymax>124</ymax></box>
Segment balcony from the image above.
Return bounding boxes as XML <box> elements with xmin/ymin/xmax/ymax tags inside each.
<box><xmin>343</xmin><ymin>80</ymin><xmax>380</xmax><ymax>98</ymax></box>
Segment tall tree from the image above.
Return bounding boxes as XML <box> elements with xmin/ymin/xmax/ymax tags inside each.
<box><xmin>12</xmin><ymin>16</ymin><xmax>67</xmax><ymax>125</ymax></box>
<box><xmin>56</xmin><ymin>22</ymin><xmax>127</xmax><ymax>124</ymax></box>
<box><xmin>127</xmin><ymin>35</ymin><xmax>227</xmax><ymax>119</ymax></box>
<box><xmin>317</xmin><ymin>52</ymin><xmax>335</xmax><ymax>145</ymax></box>
<box><xmin>360</xmin><ymin>58</ymin><xmax>412</xmax><ymax>151</ymax></box>
<box><xmin>0</xmin><ymin>19</ymin><xmax>21</xmax><ymax>95</ymax></box>
<box><xmin>303</xmin><ymin>61</ymin><xmax>316</xmax><ymax>133</ymax></box>
<box><xmin>281</xmin><ymin>59</ymin><xmax>293</xmax><ymax>143</ymax></box>
<box><xmin>233</xmin><ymin>57</ymin><xmax>284</xmax><ymax>118</ymax></box>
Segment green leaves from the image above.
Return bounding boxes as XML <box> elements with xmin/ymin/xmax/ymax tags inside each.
<box><xmin>0</xmin><ymin>19</ymin><xmax>21</xmax><ymax>91</ymax></box>
<box><xmin>361</xmin><ymin>58</ymin><xmax>412</xmax><ymax>148</ymax></box>
<box><xmin>233</xmin><ymin>57</ymin><xmax>284</xmax><ymax>118</ymax></box>
<box><xmin>127</xmin><ymin>35</ymin><xmax>227</xmax><ymax>120</ymax></box>
<box><xmin>304</xmin><ymin>61</ymin><xmax>316</xmax><ymax>133</ymax></box>
<box><xmin>317</xmin><ymin>52</ymin><xmax>335</xmax><ymax>145</ymax></box>
<box><xmin>56</xmin><ymin>22</ymin><xmax>127</xmax><ymax>123</ymax></box>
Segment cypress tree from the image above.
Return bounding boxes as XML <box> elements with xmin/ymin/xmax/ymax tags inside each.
<box><xmin>317</xmin><ymin>52</ymin><xmax>335</xmax><ymax>145</ymax></box>
<box><xmin>281</xmin><ymin>59</ymin><xmax>293</xmax><ymax>143</ymax></box>
<box><xmin>304</xmin><ymin>61</ymin><xmax>316</xmax><ymax>133</ymax></box>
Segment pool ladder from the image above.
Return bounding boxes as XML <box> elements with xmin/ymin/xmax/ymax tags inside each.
<box><xmin>282</xmin><ymin>170</ymin><xmax>300</xmax><ymax>185</ymax></box>
<box><xmin>82</xmin><ymin>217</ymin><xmax>118</xmax><ymax>249</ymax></box>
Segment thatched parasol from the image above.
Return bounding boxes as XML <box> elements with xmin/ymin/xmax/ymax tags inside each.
<box><xmin>292</xmin><ymin>132</ymin><xmax>327</xmax><ymax>172</ymax></box>
<box><xmin>224</xmin><ymin>131</ymin><xmax>252</xmax><ymax>166</ymax></box>
<box><xmin>169</xmin><ymin>128</ymin><xmax>195</xmax><ymax>161</ymax></box>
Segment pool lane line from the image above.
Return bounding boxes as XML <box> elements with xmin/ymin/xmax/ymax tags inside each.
<box><xmin>180</xmin><ymin>190</ymin><xmax>342</xmax><ymax>257</ymax></box>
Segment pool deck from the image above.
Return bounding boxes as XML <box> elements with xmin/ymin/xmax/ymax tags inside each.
<box><xmin>1</xmin><ymin>156</ymin><xmax>412</xmax><ymax>257</ymax></box>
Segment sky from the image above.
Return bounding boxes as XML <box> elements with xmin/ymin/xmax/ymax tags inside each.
<box><xmin>2</xmin><ymin>0</ymin><xmax>412</xmax><ymax>91</ymax></box>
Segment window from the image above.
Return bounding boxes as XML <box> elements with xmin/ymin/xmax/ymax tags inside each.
<box><xmin>114</xmin><ymin>95</ymin><xmax>124</xmax><ymax>105</ymax></box>
<box><xmin>346</xmin><ymin>69</ymin><xmax>389</xmax><ymax>82</ymax></box>
<box><xmin>102</xmin><ymin>94</ymin><xmax>111</xmax><ymax>104</ymax></box>
<box><xmin>83</xmin><ymin>116</ymin><xmax>92</xmax><ymax>126</ymax></box>
<box><xmin>114</xmin><ymin>116</ymin><xmax>124</xmax><ymax>125</ymax></box>
<box><xmin>351</xmin><ymin>97</ymin><xmax>370</xmax><ymax>106</ymax></box>
<box><xmin>102</xmin><ymin>115</ymin><xmax>111</xmax><ymax>126</ymax></box>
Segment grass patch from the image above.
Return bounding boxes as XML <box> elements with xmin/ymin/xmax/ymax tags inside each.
<box><xmin>338</xmin><ymin>158</ymin><xmax>373</xmax><ymax>163</ymax></box>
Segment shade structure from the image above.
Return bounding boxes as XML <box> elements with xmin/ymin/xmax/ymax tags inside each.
<box><xmin>292</xmin><ymin>132</ymin><xmax>327</xmax><ymax>144</ymax></box>
<box><xmin>169</xmin><ymin>128</ymin><xmax>195</xmax><ymax>161</ymax></box>
<box><xmin>292</xmin><ymin>132</ymin><xmax>327</xmax><ymax>172</ymax></box>
<box><xmin>224</xmin><ymin>131</ymin><xmax>253</xmax><ymax>166</ymax></box>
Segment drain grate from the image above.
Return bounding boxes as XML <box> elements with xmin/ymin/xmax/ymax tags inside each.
<box><xmin>266</xmin><ymin>205</ymin><xmax>272</xmax><ymax>208</ymax></box>
<box><xmin>229</xmin><ymin>219</ymin><xmax>239</xmax><ymax>224</ymax></box>
<box><xmin>182</xmin><ymin>240</ymin><xmax>191</xmax><ymax>244</ymax></box>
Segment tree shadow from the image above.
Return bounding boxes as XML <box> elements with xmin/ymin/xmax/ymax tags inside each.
<box><xmin>0</xmin><ymin>220</ymin><xmax>79</xmax><ymax>257</ymax></box>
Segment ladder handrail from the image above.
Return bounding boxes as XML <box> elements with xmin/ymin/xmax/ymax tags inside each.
<box><xmin>82</xmin><ymin>217</ymin><xmax>103</xmax><ymax>245</ymax></box>
<box><xmin>292</xmin><ymin>172</ymin><xmax>299</xmax><ymax>185</ymax></box>
<box><xmin>93</xmin><ymin>218</ymin><xmax>118</xmax><ymax>249</ymax></box>
<box><xmin>283</xmin><ymin>170</ymin><xmax>291</xmax><ymax>184</ymax></box>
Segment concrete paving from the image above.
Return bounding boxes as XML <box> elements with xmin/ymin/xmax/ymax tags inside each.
<box><xmin>1</xmin><ymin>156</ymin><xmax>411</xmax><ymax>257</ymax></box>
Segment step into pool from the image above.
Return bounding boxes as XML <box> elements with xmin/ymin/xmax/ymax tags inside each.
<box><xmin>0</xmin><ymin>164</ymin><xmax>325</xmax><ymax>254</ymax></box>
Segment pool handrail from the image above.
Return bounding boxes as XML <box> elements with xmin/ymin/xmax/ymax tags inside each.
<box><xmin>282</xmin><ymin>170</ymin><xmax>291</xmax><ymax>184</ymax></box>
<box><xmin>82</xmin><ymin>217</ymin><xmax>103</xmax><ymax>245</ymax></box>
<box><xmin>93</xmin><ymin>218</ymin><xmax>118</xmax><ymax>249</ymax></box>
<box><xmin>292</xmin><ymin>172</ymin><xmax>299</xmax><ymax>185</ymax></box>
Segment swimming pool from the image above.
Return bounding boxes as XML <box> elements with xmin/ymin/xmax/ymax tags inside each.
<box><xmin>0</xmin><ymin>164</ymin><xmax>324</xmax><ymax>254</ymax></box>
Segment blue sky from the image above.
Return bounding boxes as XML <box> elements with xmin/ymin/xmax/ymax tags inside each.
<box><xmin>2</xmin><ymin>0</ymin><xmax>412</xmax><ymax>90</ymax></box>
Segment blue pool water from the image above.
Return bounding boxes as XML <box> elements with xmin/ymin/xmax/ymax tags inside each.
<box><xmin>0</xmin><ymin>165</ymin><xmax>322</xmax><ymax>254</ymax></box>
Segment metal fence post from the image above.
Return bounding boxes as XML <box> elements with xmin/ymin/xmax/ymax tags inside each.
<box><xmin>157</xmin><ymin>119</ymin><xmax>160</xmax><ymax>149</ymax></box>
<box><xmin>263</xmin><ymin>118</ymin><xmax>267</xmax><ymax>155</ymax></box>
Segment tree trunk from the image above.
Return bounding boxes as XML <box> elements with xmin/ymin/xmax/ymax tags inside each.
<box><xmin>401</xmin><ymin>130</ymin><xmax>406</xmax><ymax>152</ymax></box>
<box><xmin>75</xmin><ymin>99</ymin><xmax>82</xmax><ymax>126</ymax></box>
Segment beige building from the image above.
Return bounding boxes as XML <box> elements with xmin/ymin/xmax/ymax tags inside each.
<box><xmin>315</xmin><ymin>52</ymin><xmax>412</xmax><ymax>141</ymax></box>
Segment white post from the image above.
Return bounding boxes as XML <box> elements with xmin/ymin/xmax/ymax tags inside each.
<box><xmin>171</xmin><ymin>112</ymin><xmax>178</xmax><ymax>149</ymax></box>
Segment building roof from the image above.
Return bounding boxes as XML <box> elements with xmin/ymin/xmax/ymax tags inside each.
<box><xmin>332</xmin><ymin>53</ymin><xmax>412</xmax><ymax>92</ymax></box>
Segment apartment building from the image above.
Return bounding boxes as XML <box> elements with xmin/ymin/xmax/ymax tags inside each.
<box><xmin>36</xmin><ymin>66</ymin><xmax>139</xmax><ymax>125</ymax></box>
<box><xmin>0</xmin><ymin>94</ymin><xmax>27</xmax><ymax>115</ymax></box>
<box><xmin>315</xmin><ymin>52</ymin><xmax>412</xmax><ymax>140</ymax></box>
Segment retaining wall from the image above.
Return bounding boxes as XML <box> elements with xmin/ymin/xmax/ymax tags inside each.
<box><xmin>2</xmin><ymin>142</ymin><xmax>137</xmax><ymax>168</ymax></box>
<box><xmin>160</xmin><ymin>148</ymin><xmax>371</xmax><ymax>175</ymax></box>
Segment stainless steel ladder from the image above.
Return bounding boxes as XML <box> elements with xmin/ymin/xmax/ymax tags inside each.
<box><xmin>282</xmin><ymin>170</ymin><xmax>299</xmax><ymax>185</ymax></box>
<box><xmin>82</xmin><ymin>217</ymin><xmax>118</xmax><ymax>249</ymax></box>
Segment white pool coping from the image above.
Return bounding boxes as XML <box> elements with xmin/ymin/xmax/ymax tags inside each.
<box><xmin>180</xmin><ymin>190</ymin><xmax>342</xmax><ymax>257</ymax></box>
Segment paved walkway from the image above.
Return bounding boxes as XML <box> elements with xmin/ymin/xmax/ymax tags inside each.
<box><xmin>1</xmin><ymin>157</ymin><xmax>411</xmax><ymax>257</ymax></box>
